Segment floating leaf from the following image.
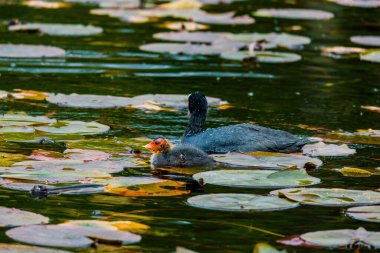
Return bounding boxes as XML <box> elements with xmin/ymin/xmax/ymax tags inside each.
<box><xmin>253</xmin><ymin>243</ymin><xmax>287</xmax><ymax>253</ymax></box>
<box><xmin>346</xmin><ymin>206</ymin><xmax>380</xmax><ymax>223</ymax></box>
<box><xmin>22</xmin><ymin>0</ymin><xmax>69</xmax><ymax>8</ymax></box>
<box><xmin>0</xmin><ymin>113</ymin><xmax>56</xmax><ymax>127</ymax></box>
<box><xmin>9</xmin><ymin>23</ymin><xmax>103</xmax><ymax>36</ymax></box>
<box><xmin>0</xmin><ymin>153</ymin><xmax>27</xmax><ymax>167</ymax></box>
<box><xmin>193</xmin><ymin>167</ymin><xmax>320</xmax><ymax>188</ymax></box>
<box><xmin>187</xmin><ymin>193</ymin><xmax>299</xmax><ymax>212</ymax></box>
<box><xmin>221</xmin><ymin>51</ymin><xmax>302</xmax><ymax>63</ymax></box>
<box><xmin>339</xmin><ymin>167</ymin><xmax>373</xmax><ymax>177</ymax></box>
<box><xmin>300</xmin><ymin>227</ymin><xmax>380</xmax><ymax>249</ymax></box>
<box><xmin>351</xmin><ymin>36</ymin><xmax>380</xmax><ymax>46</ymax></box>
<box><xmin>226</xmin><ymin>33</ymin><xmax>311</xmax><ymax>49</ymax></box>
<box><xmin>6</xmin><ymin>220</ymin><xmax>141</xmax><ymax>248</ymax></box>
<box><xmin>0</xmin><ymin>170</ymin><xmax>111</xmax><ymax>183</ymax></box>
<box><xmin>35</xmin><ymin>121</ymin><xmax>110</xmax><ymax>135</ymax></box>
<box><xmin>302</xmin><ymin>142</ymin><xmax>356</xmax><ymax>156</ymax></box>
<box><xmin>361</xmin><ymin>50</ymin><xmax>380</xmax><ymax>63</ymax></box>
<box><xmin>329</xmin><ymin>0</ymin><xmax>380</xmax><ymax>8</ymax></box>
<box><xmin>0</xmin><ymin>44</ymin><xmax>65</xmax><ymax>58</ymax></box>
<box><xmin>7</xmin><ymin>89</ymin><xmax>50</xmax><ymax>101</ymax></box>
<box><xmin>317</xmin><ymin>129</ymin><xmax>380</xmax><ymax>145</ymax></box>
<box><xmin>140</xmin><ymin>43</ymin><xmax>224</xmax><ymax>55</ymax></box>
<box><xmin>161</xmin><ymin>22</ymin><xmax>209</xmax><ymax>31</ymax></box>
<box><xmin>253</xmin><ymin>8</ymin><xmax>334</xmax><ymax>20</ymax></box>
<box><xmin>362</xmin><ymin>105</ymin><xmax>380</xmax><ymax>113</ymax></box>
<box><xmin>159</xmin><ymin>0</ymin><xmax>202</xmax><ymax>10</ymax></box>
<box><xmin>0</xmin><ymin>206</ymin><xmax>49</xmax><ymax>227</ymax></box>
<box><xmin>95</xmin><ymin>177</ymin><xmax>189</xmax><ymax>196</ymax></box>
<box><xmin>212</xmin><ymin>152</ymin><xmax>322</xmax><ymax>169</ymax></box>
<box><xmin>154</xmin><ymin>31</ymin><xmax>230</xmax><ymax>43</ymax></box>
<box><xmin>321</xmin><ymin>46</ymin><xmax>365</xmax><ymax>59</ymax></box>
<box><xmin>29</xmin><ymin>149</ymin><xmax>111</xmax><ymax>162</ymax></box>
<box><xmin>0</xmin><ymin>244</ymin><xmax>72</xmax><ymax>253</ymax></box>
<box><xmin>270</xmin><ymin>188</ymin><xmax>380</xmax><ymax>206</ymax></box>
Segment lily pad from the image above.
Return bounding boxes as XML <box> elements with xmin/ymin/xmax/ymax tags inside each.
<box><xmin>35</xmin><ymin>121</ymin><xmax>110</xmax><ymax>135</ymax></box>
<box><xmin>0</xmin><ymin>206</ymin><xmax>49</xmax><ymax>227</ymax></box>
<box><xmin>0</xmin><ymin>244</ymin><xmax>72</xmax><ymax>253</ymax></box>
<box><xmin>221</xmin><ymin>51</ymin><xmax>301</xmax><ymax>63</ymax></box>
<box><xmin>346</xmin><ymin>206</ymin><xmax>380</xmax><ymax>223</ymax></box>
<box><xmin>29</xmin><ymin>149</ymin><xmax>111</xmax><ymax>162</ymax></box>
<box><xmin>253</xmin><ymin>243</ymin><xmax>287</xmax><ymax>253</ymax></box>
<box><xmin>91</xmin><ymin>176</ymin><xmax>189</xmax><ymax>196</ymax></box>
<box><xmin>9</xmin><ymin>23</ymin><xmax>103</xmax><ymax>36</ymax></box>
<box><xmin>226</xmin><ymin>32</ymin><xmax>311</xmax><ymax>49</ymax></box>
<box><xmin>321</xmin><ymin>46</ymin><xmax>365</xmax><ymax>58</ymax></box>
<box><xmin>0</xmin><ymin>113</ymin><xmax>56</xmax><ymax>127</ymax></box>
<box><xmin>46</xmin><ymin>93</ymin><xmax>132</xmax><ymax>108</ymax></box>
<box><xmin>329</xmin><ymin>0</ymin><xmax>380</xmax><ymax>8</ymax></box>
<box><xmin>139</xmin><ymin>43</ymin><xmax>223</xmax><ymax>55</ymax></box>
<box><xmin>270</xmin><ymin>188</ymin><xmax>380</xmax><ymax>206</ymax></box>
<box><xmin>0</xmin><ymin>170</ymin><xmax>111</xmax><ymax>183</ymax></box>
<box><xmin>154</xmin><ymin>31</ymin><xmax>230</xmax><ymax>43</ymax></box>
<box><xmin>300</xmin><ymin>227</ymin><xmax>380</xmax><ymax>248</ymax></box>
<box><xmin>253</xmin><ymin>8</ymin><xmax>334</xmax><ymax>20</ymax></box>
<box><xmin>351</xmin><ymin>36</ymin><xmax>380</xmax><ymax>46</ymax></box>
<box><xmin>211</xmin><ymin>152</ymin><xmax>322</xmax><ymax>169</ymax></box>
<box><xmin>159</xmin><ymin>0</ymin><xmax>202</xmax><ymax>10</ymax></box>
<box><xmin>361</xmin><ymin>50</ymin><xmax>380</xmax><ymax>63</ymax></box>
<box><xmin>161</xmin><ymin>22</ymin><xmax>209</xmax><ymax>31</ymax></box>
<box><xmin>0</xmin><ymin>153</ymin><xmax>27</xmax><ymax>167</ymax></box>
<box><xmin>362</xmin><ymin>105</ymin><xmax>380</xmax><ymax>113</ymax></box>
<box><xmin>0</xmin><ymin>44</ymin><xmax>66</xmax><ymax>58</ymax></box>
<box><xmin>193</xmin><ymin>167</ymin><xmax>320</xmax><ymax>188</ymax></box>
<box><xmin>6</xmin><ymin>221</ymin><xmax>141</xmax><ymax>248</ymax></box>
<box><xmin>187</xmin><ymin>193</ymin><xmax>299</xmax><ymax>212</ymax></box>
<box><xmin>302</xmin><ymin>142</ymin><xmax>356</xmax><ymax>156</ymax></box>
<box><xmin>22</xmin><ymin>0</ymin><xmax>70</xmax><ymax>8</ymax></box>
<box><xmin>339</xmin><ymin>167</ymin><xmax>373</xmax><ymax>177</ymax></box>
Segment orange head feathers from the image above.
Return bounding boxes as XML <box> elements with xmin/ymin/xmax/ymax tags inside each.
<box><xmin>143</xmin><ymin>137</ymin><xmax>173</xmax><ymax>154</ymax></box>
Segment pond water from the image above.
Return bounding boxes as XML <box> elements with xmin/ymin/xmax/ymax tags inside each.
<box><xmin>0</xmin><ymin>0</ymin><xmax>380</xmax><ymax>252</ymax></box>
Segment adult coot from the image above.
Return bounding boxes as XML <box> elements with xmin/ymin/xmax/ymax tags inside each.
<box><xmin>181</xmin><ymin>92</ymin><xmax>309</xmax><ymax>154</ymax></box>
<box><xmin>144</xmin><ymin>137</ymin><xmax>214</xmax><ymax>168</ymax></box>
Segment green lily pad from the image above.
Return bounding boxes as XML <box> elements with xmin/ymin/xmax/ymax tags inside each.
<box><xmin>0</xmin><ymin>44</ymin><xmax>66</xmax><ymax>58</ymax></box>
<box><xmin>351</xmin><ymin>36</ymin><xmax>380</xmax><ymax>46</ymax></box>
<box><xmin>0</xmin><ymin>170</ymin><xmax>111</xmax><ymax>183</ymax></box>
<box><xmin>0</xmin><ymin>153</ymin><xmax>27</xmax><ymax>167</ymax></box>
<box><xmin>0</xmin><ymin>113</ymin><xmax>56</xmax><ymax>127</ymax></box>
<box><xmin>9</xmin><ymin>23</ymin><xmax>103</xmax><ymax>36</ymax></box>
<box><xmin>0</xmin><ymin>244</ymin><xmax>72</xmax><ymax>253</ymax></box>
<box><xmin>29</xmin><ymin>149</ymin><xmax>111</xmax><ymax>162</ymax></box>
<box><xmin>321</xmin><ymin>46</ymin><xmax>365</xmax><ymax>59</ymax></box>
<box><xmin>346</xmin><ymin>205</ymin><xmax>380</xmax><ymax>223</ymax></box>
<box><xmin>300</xmin><ymin>227</ymin><xmax>380</xmax><ymax>248</ymax></box>
<box><xmin>140</xmin><ymin>43</ymin><xmax>223</xmax><ymax>55</ymax></box>
<box><xmin>154</xmin><ymin>31</ymin><xmax>231</xmax><ymax>43</ymax></box>
<box><xmin>270</xmin><ymin>188</ymin><xmax>380</xmax><ymax>206</ymax></box>
<box><xmin>0</xmin><ymin>206</ymin><xmax>49</xmax><ymax>227</ymax></box>
<box><xmin>35</xmin><ymin>121</ymin><xmax>110</xmax><ymax>135</ymax></box>
<box><xmin>193</xmin><ymin>167</ymin><xmax>320</xmax><ymax>188</ymax></box>
<box><xmin>6</xmin><ymin>220</ymin><xmax>141</xmax><ymax>248</ymax></box>
<box><xmin>226</xmin><ymin>33</ymin><xmax>311</xmax><ymax>48</ymax></box>
<box><xmin>47</xmin><ymin>93</ymin><xmax>132</xmax><ymax>109</ymax></box>
<box><xmin>302</xmin><ymin>142</ymin><xmax>356</xmax><ymax>156</ymax></box>
<box><xmin>187</xmin><ymin>193</ymin><xmax>299</xmax><ymax>212</ymax></box>
<box><xmin>253</xmin><ymin>243</ymin><xmax>287</xmax><ymax>253</ymax></box>
<box><xmin>252</xmin><ymin>8</ymin><xmax>334</xmax><ymax>20</ymax></box>
<box><xmin>221</xmin><ymin>51</ymin><xmax>301</xmax><ymax>63</ymax></box>
<box><xmin>0</xmin><ymin>126</ymin><xmax>36</xmax><ymax>134</ymax></box>
<box><xmin>329</xmin><ymin>0</ymin><xmax>380</xmax><ymax>8</ymax></box>
<box><xmin>211</xmin><ymin>152</ymin><xmax>322</xmax><ymax>169</ymax></box>
<box><xmin>361</xmin><ymin>50</ymin><xmax>380</xmax><ymax>63</ymax></box>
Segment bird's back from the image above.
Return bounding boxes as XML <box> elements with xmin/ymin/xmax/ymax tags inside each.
<box><xmin>182</xmin><ymin>123</ymin><xmax>309</xmax><ymax>154</ymax></box>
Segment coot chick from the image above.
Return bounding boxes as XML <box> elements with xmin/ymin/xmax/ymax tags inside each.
<box><xmin>144</xmin><ymin>137</ymin><xmax>214</xmax><ymax>168</ymax></box>
<box><xmin>181</xmin><ymin>92</ymin><xmax>309</xmax><ymax>154</ymax></box>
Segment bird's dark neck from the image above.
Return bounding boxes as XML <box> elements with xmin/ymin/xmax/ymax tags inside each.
<box><xmin>183</xmin><ymin>110</ymin><xmax>206</xmax><ymax>137</ymax></box>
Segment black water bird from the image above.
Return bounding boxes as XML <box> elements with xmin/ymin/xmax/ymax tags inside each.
<box><xmin>181</xmin><ymin>92</ymin><xmax>309</xmax><ymax>154</ymax></box>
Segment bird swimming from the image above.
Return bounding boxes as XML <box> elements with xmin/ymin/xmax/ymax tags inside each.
<box><xmin>181</xmin><ymin>91</ymin><xmax>309</xmax><ymax>154</ymax></box>
<box><xmin>144</xmin><ymin>137</ymin><xmax>214</xmax><ymax>168</ymax></box>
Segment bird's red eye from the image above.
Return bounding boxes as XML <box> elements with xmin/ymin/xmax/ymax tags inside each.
<box><xmin>154</xmin><ymin>140</ymin><xmax>160</xmax><ymax>145</ymax></box>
